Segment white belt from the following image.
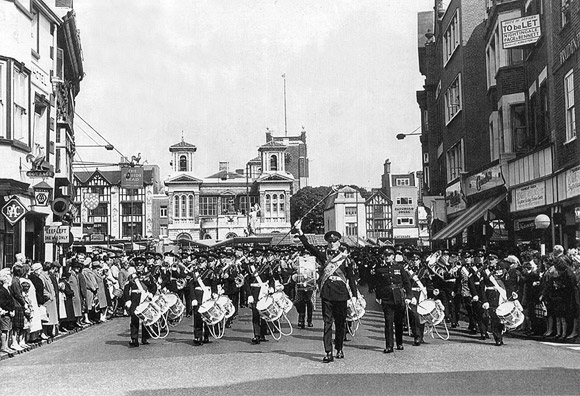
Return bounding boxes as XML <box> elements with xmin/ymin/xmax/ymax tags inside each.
<box><xmin>411</xmin><ymin>287</ymin><xmax>422</xmax><ymax>292</ymax></box>
<box><xmin>250</xmin><ymin>283</ymin><xmax>263</xmax><ymax>287</ymax></box>
<box><xmin>485</xmin><ymin>286</ymin><xmax>496</xmax><ymax>291</ymax></box>
<box><xmin>329</xmin><ymin>276</ymin><xmax>342</xmax><ymax>282</ymax></box>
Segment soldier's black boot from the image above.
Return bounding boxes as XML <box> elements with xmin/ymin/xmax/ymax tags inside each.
<box><xmin>322</xmin><ymin>352</ymin><xmax>334</xmax><ymax>363</ymax></box>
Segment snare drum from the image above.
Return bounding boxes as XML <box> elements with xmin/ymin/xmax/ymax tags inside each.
<box><xmin>346</xmin><ymin>298</ymin><xmax>365</xmax><ymax>321</ymax></box>
<box><xmin>271</xmin><ymin>291</ymin><xmax>293</xmax><ymax>314</ymax></box>
<box><xmin>165</xmin><ymin>294</ymin><xmax>185</xmax><ymax>320</ymax></box>
<box><xmin>496</xmin><ymin>301</ymin><xmax>524</xmax><ymax>330</ymax></box>
<box><xmin>216</xmin><ymin>295</ymin><xmax>235</xmax><ymax>319</ymax></box>
<box><xmin>152</xmin><ymin>293</ymin><xmax>172</xmax><ymax>314</ymax></box>
<box><xmin>198</xmin><ymin>299</ymin><xmax>225</xmax><ymax>326</ymax></box>
<box><xmin>134</xmin><ymin>301</ymin><xmax>162</xmax><ymax>327</ymax></box>
<box><xmin>417</xmin><ymin>299</ymin><xmax>444</xmax><ymax>326</ymax></box>
<box><xmin>256</xmin><ymin>296</ymin><xmax>283</xmax><ymax>322</ymax></box>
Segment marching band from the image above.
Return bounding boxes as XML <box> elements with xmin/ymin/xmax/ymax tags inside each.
<box><xmin>110</xmin><ymin>230</ymin><xmax>554</xmax><ymax>363</ymax></box>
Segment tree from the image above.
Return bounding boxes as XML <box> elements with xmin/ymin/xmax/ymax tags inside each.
<box><xmin>290</xmin><ymin>186</ymin><xmax>332</xmax><ymax>234</ymax></box>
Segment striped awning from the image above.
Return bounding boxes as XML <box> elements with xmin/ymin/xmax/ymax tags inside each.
<box><xmin>431</xmin><ymin>194</ymin><xmax>506</xmax><ymax>241</ymax></box>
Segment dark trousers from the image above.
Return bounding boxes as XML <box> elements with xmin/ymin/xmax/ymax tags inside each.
<box><xmin>408</xmin><ymin>303</ymin><xmax>424</xmax><ymax>339</ymax></box>
<box><xmin>321</xmin><ymin>299</ymin><xmax>347</xmax><ymax>353</ymax></box>
<box><xmin>489</xmin><ymin>307</ymin><xmax>504</xmax><ymax>343</ymax></box>
<box><xmin>130</xmin><ymin>313</ymin><xmax>149</xmax><ymax>341</ymax></box>
<box><xmin>226</xmin><ymin>292</ymin><xmax>239</xmax><ymax>326</ymax></box>
<box><xmin>461</xmin><ymin>296</ymin><xmax>476</xmax><ymax>329</ymax></box>
<box><xmin>182</xmin><ymin>285</ymin><xmax>193</xmax><ymax>316</ymax></box>
<box><xmin>192</xmin><ymin>304</ymin><xmax>210</xmax><ymax>340</ymax></box>
<box><xmin>382</xmin><ymin>302</ymin><xmax>405</xmax><ymax>348</ymax></box>
<box><xmin>295</xmin><ymin>289</ymin><xmax>314</xmax><ymax>324</ymax></box>
<box><xmin>473</xmin><ymin>301</ymin><xmax>489</xmax><ymax>336</ymax></box>
<box><xmin>251</xmin><ymin>303</ymin><xmax>268</xmax><ymax>337</ymax></box>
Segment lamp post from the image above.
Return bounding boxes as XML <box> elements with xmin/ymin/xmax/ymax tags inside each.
<box><xmin>534</xmin><ymin>214</ymin><xmax>550</xmax><ymax>256</ymax></box>
<box><xmin>396</xmin><ymin>126</ymin><xmax>422</xmax><ymax>140</ymax></box>
<box><xmin>75</xmin><ymin>144</ymin><xmax>115</xmax><ymax>150</ymax></box>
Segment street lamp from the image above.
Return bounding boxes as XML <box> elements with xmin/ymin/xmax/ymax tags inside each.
<box><xmin>534</xmin><ymin>214</ymin><xmax>551</xmax><ymax>256</ymax></box>
<box><xmin>76</xmin><ymin>144</ymin><xmax>115</xmax><ymax>150</ymax></box>
<box><xmin>396</xmin><ymin>126</ymin><xmax>421</xmax><ymax>140</ymax></box>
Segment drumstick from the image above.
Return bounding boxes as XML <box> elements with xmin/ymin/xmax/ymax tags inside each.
<box><xmin>405</xmin><ymin>302</ymin><xmax>411</xmax><ymax>336</ymax></box>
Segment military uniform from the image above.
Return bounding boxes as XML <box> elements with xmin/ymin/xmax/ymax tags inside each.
<box><xmin>298</xmin><ymin>232</ymin><xmax>358</xmax><ymax>363</ymax></box>
<box><xmin>123</xmin><ymin>273</ymin><xmax>157</xmax><ymax>347</ymax></box>
<box><xmin>370</xmin><ymin>247</ymin><xmax>412</xmax><ymax>353</ymax></box>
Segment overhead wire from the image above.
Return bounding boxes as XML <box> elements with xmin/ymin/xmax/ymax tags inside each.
<box><xmin>74</xmin><ymin>112</ymin><xmax>127</xmax><ymax>159</ymax></box>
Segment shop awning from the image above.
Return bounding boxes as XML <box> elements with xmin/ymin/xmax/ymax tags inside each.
<box><xmin>431</xmin><ymin>194</ymin><xmax>506</xmax><ymax>241</ymax></box>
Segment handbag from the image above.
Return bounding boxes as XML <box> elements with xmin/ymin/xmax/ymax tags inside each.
<box><xmin>39</xmin><ymin>305</ymin><xmax>49</xmax><ymax>322</ymax></box>
<box><xmin>534</xmin><ymin>301</ymin><xmax>547</xmax><ymax>318</ymax></box>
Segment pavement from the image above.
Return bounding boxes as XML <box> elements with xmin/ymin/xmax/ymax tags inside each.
<box><xmin>2</xmin><ymin>288</ymin><xmax>580</xmax><ymax>396</ymax></box>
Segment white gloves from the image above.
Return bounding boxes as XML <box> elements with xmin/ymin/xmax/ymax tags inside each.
<box><xmin>268</xmin><ymin>287</ymin><xmax>275</xmax><ymax>294</ymax></box>
<box><xmin>405</xmin><ymin>299</ymin><xmax>411</xmax><ymax>305</ymax></box>
<box><xmin>248</xmin><ymin>296</ymin><xmax>254</xmax><ymax>305</ymax></box>
<box><xmin>192</xmin><ymin>300</ymin><xmax>198</xmax><ymax>307</ymax></box>
<box><xmin>125</xmin><ymin>301</ymin><xmax>132</xmax><ymax>309</ymax></box>
<box><xmin>433</xmin><ymin>289</ymin><xmax>440</xmax><ymax>296</ymax></box>
<box><xmin>411</xmin><ymin>297</ymin><xmax>417</xmax><ymax>305</ymax></box>
<box><xmin>512</xmin><ymin>292</ymin><xmax>518</xmax><ymax>300</ymax></box>
<box><xmin>482</xmin><ymin>302</ymin><xmax>490</xmax><ymax>310</ymax></box>
<box><xmin>472</xmin><ymin>295</ymin><xmax>479</xmax><ymax>302</ymax></box>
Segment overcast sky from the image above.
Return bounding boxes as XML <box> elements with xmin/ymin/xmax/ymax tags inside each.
<box><xmin>73</xmin><ymin>0</ymin><xmax>434</xmax><ymax>188</ymax></box>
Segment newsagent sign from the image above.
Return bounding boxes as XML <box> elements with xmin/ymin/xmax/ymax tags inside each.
<box><xmin>501</xmin><ymin>15</ymin><xmax>541</xmax><ymax>49</ymax></box>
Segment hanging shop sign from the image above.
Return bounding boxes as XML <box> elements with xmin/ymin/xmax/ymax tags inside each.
<box><xmin>501</xmin><ymin>14</ymin><xmax>541</xmax><ymax>49</ymax></box>
<box><xmin>465</xmin><ymin>165</ymin><xmax>504</xmax><ymax>196</ymax></box>
<box><xmin>83</xmin><ymin>192</ymin><xmax>100</xmax><ymax>210</ymax></box>
<box><xmin>2</xmin><ymin>197</ymin><xmax>28</xmax><ymax>226</ymax></box>
<box><xmin>445</xmin><ymin>180</ymin><xmax>466</xmax><ymax>215</ymax></box>
<box><xmin>121</xmin><ymin>166</ymin><xmax>144</xmax><ymax>189</ymax></box>
<box><xmin>515</xmin><ymin>182</ymin><xmax>545</xmax><ymax>211</ymax></box>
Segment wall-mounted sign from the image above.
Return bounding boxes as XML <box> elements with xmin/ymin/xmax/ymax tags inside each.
<box><xmin>2</xmin><ymin>197</ymin><xmax>28</xmax><ymax>226</ymax></box>
<box><xmin>501</xmin><ymin>15</ymin><xmax>541</xmax><ymax>49</ymax></box>
<box><xmin>83</xmin><ymin>192</ymin><xmax>100</xmax><ymax>210</ymax></box>
<box><xmin>44</xmin><ymin>225</ymin><xmax>70</xmax><ymax>243</ymax></box>
<box><xmin>465</xmin><ymin>165</ymin><xmax>504</xmax><ymax>196</ymax></box>
<box><xmin>566</xmin><ymin>165</ymin><xmax>580</xmax><ymax>199</ymax></box>
<box><xmin>515</xmin><ymin>182</ymin><xmax>545</xmax><ymax>211</ymax></box>
<box><xmin>34</xmin><ymin>190</ymin><xmax>49</xmax><ymax>206</ymax></box>
<box><xmin>121</xmin><ymin>166</ymin><xmax>144</xmax><ymax>188</ymax></box>
<box><xmin>445</xmin><ymin>180</ymin><xmax>466</xmax><ymax>215</ymax></box>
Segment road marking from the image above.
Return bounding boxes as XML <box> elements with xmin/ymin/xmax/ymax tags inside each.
<box><xmin>540</xmin><ymin>341</ymin><xmax>580</xmax><ymax>352</ymax></box>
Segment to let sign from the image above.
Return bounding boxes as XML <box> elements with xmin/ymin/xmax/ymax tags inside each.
<box><xmin>501</xmin><ymin>15</ymin><xmax>541</xmax><ymax>49</ymax></box>
<box><xmin>44</xmin><ymin>225</ymin><xmax>70</xmax><ymax>243</ymax></box>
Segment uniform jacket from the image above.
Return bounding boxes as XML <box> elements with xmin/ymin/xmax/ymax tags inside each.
<box><xmin>370</xmin><ymin>260</ymin><xmax>411</xmax><ymax>305</ymax></box>
<box><xmin>298</xmin><ymin>235</ymin><xmax>358</xmax><ymax>301</ymax></box>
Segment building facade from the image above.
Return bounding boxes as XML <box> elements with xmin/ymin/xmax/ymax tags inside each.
<box><xmin>164</xmin><ymin>136</ymin><xmax>294</xmax><ymax>242</ymax></box>
<box><xmin>71</xmin><ymin>166</ymin><xmax>162</xmax><ymax>244</ymax></box>
<box><xmin>0</xmin><ymin>0</ymin><xmax>83</xmax><ymax>267</ymax></box>
<box><xmin>417</xmin><ymin>0</ymin><xmax>580</xmax><ymax>250</ymax></box>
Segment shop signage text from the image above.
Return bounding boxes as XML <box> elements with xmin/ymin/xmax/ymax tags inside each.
<box><xmin>566</xmin><ymin>165</ymin><xmax>580</xmax><ymax>198</ymax></box>
<box><xmin>501</xmin><ymin>15</ymin><xmax>541</xmax><ymax>49</ymax></box>
<box><xmin>465</xmin><ymin>165</ymin><xmax>504</xmax><ymax>196</ymax></box>
<box><xmin>44</xmin><ymin>225</ymin><xmax>70</xmax><ymax>243</ymax></box>
<box><xmin>515</xmin><ymin>182</ymin><xmax>545</xmax><ymax>211</ymax></box>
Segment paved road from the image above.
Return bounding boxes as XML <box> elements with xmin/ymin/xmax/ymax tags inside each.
<box><xmin>2</xmin><ymin>290</ymin><xmax>580</xmax><ymax>396</ymax></box>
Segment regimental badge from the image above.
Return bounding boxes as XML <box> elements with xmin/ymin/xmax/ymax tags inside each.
<box><xmin>2</xmin><ymin>197</ymin><xmax>28</xmax><ymax>225</ymax></box>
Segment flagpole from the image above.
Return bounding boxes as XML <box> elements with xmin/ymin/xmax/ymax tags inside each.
<box><xmin>282</xmin><ymin>74</ymin><xmax>287</xmax><ymax>137</ymax></box>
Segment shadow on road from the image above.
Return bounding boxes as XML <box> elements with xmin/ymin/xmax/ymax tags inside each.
<box><xmin>126</xmin><ymin>368</ymin><xmax>580</xmax><ymax>396</ymax></box>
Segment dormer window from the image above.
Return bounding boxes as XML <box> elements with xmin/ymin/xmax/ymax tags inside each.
<box><xmin>179</xmin><ymin>155</ymin><xmax>187</xmax><ymax>172</ymax></box>
<box><xmin>270</xmin><ymin>154</ymin><xmax>278</xmax><ymax>171</ymax></box>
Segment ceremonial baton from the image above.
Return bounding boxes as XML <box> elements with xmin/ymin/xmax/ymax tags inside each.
<box><xmin>272</xmin><ymin>185</ymin><xmax>339</xmax><ymax>247</ymax></box>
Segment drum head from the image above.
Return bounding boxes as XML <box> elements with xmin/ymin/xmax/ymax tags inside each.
<box><xmin>496</xmin><ymin>301</ymin><xmax>515</xmax><ymax>316</ymax></box>
<box><xmin>164</xmin><ymin>294</ymin><xmax>178</xmax><ymax>305</ymax></box>
<box><xmin>134</xmin><ymin>302</ymin><xmax>150</xmax><ymax>315</ymax></box>
<box><xmin>417</xmin><ymin>299</ymin><xmax>435</xmax><ymax>315</ymax></box>
<box><xmin>256</xmin><ymin>297</ymin><xmax>273</xmax><ymax>310</ymax></box>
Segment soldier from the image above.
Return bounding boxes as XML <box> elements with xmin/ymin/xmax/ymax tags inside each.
<box><xmin>294</xmin><ymin>220</ymin><xmax>358</xmax><ymax>363</ymax></box>
<box><xmin>123</xmin><ymin>262</ymin><xmax>157</xmax><ymax>348</ymax></box>
<box><xmin>370</xmin><ymin>245</ymin><xmax>412</xmax><ymax>353</ymax></box>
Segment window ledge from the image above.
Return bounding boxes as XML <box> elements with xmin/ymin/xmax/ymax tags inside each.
<box><xmin>564</xmin><ymin>136</ymin><xmax>577</xmax><ymax>145</ymax></box>
<box><xmin>445</xmin><ymin>109</ymin><xmax>462</xmax><ymax>126</ymax></box>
